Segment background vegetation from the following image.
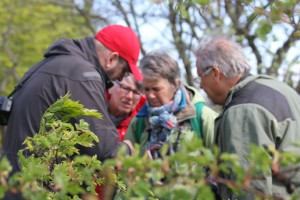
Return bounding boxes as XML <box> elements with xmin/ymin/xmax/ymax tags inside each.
<box><xmin>0</xmin><ymin>0</ymin><xmax>300</xmax><ymax>184</ymax></box>
<box><xmin>1</xmin><ymin>0</ymin><xmax>299</xmax><ymax>92</ymax></box>
<box><xmin>1</xmin><ymin>95</ymin><xmax>300</xmax><ymax>199</ymax></box>
<box><xmin>1</xmin><ymin>0</ymin><xmax>299</xmax><ymax>96</ymax></box>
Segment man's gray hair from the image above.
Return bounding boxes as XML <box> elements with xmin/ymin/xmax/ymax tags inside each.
<box><xmin>195</xmin><ymin>37</ymin><xmax>250</xmax><ymax>78</ymax></box>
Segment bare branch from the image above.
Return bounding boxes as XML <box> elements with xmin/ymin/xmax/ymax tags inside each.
<box><xmin>267</xmin><ymin>28</ymin><xmax>298</xmax><ymax>76</ymax></box>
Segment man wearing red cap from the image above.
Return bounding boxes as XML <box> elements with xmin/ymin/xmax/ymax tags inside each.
<box><xmin>1</xmin><ymin>24</ymin><xmax>141</xmax><ymax>200</ymax></box>
<box><xmin>95</xmin><ymin>25</ymin><xmax>143</xmax><ymax>82</ymax></box>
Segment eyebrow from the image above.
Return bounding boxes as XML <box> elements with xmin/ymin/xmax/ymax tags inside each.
<box><xmin>119</xmin><ymin>82</ymin><xmax>139</xmax><ymax>90</ymax></box>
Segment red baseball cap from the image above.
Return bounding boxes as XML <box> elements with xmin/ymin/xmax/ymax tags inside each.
<box><xmin>95</xmin><ymin>24</ymin><xmax>143</xmax><ymax>81</ymax></box>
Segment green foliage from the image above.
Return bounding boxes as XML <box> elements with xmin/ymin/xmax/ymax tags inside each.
<box><xmin>106</xmin><ymin>132</ymin><xmax>217</xmax><ymax>199</ymax></box>
<box><xmin>1</xmin><ymin>95</ymin><xmax>300</xmax><ymax>199</ymax></box>
<box><xmin>1</xmin><ymin>93</ymin><xmax>103</xmax><ymax>199</ymax></box>
<box><xmin>0</xmin><ymin>0</ymin><xmax>93</xmax><ymax>95</ymax></box>
<box><xmin>107</xmin><ymin>130</ymin><xmax>300</xmax><ymax>200</ymax></box>
<box><xmin>256</xmin><ymin>20</ymin><xmax>273</xmax><ymax>41</ymax></box>
<box><xmin>195</xmin><ymin>0</ymin><xmax>210</xmax><ymax>5</ymax></box>
<box><xmin>0</xmin><ymin>157</ymin><xmax>12</xmax><ymax>198</ymax></box>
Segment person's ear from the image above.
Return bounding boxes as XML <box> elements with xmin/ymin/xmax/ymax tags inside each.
<box><xmin>212</xmin><ymin>67</ymin><xmax>222</xmax><ymax>83</ymax></box>
<box><xmin>108</xmin><ymin>88</ymin><xmax>112</xmax><ymax>95</ymax></box>
<box><xmin>171</xmin><ymin>79</ymin><xmax>181</xmax><ymax>92</ymax></box>
<box><xmin>175</xmin><ymin>79</ymin><xmax>181</xmax><ymax>89</ymax></box>
<box><xmin>109</xmin><ymin>83</ymin><xmax>119</xmax><ymax>94</ymax></box>
<box><xmin>106</xmin><ymin>52</ymin><xmax>120</xmax><ymax>67</ymax></box>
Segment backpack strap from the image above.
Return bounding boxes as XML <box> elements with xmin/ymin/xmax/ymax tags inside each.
<box><xmin>190</xmin><ymin>102</ymin><xmax>204</xmax><ymax>138</ymax></box>
<box><xmin>135</xmin><ymin>117</ymin><xmax>145</xmax><ymax>143</ymax></box>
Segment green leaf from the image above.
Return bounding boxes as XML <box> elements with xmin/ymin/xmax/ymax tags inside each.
<box><xmin>0</xmin><ymin>156</ymin><xmax>12</xmax><ymax>174</ymax></box>
<box><xmin>135</xmin><ymin>180</ymin><xmax>154</xmax><ymax>197</ymax></box>
<box><xmin>0</xmin><ymin>186</ymin><xmax>9</xmax><ymax>199</ymax></box>
<box><xmin>256</xmin><ymin>20</ymin><xmax>272</xmax><ymax>41</ymax></box>
<box><xmin>195</xmin><ymin>0</ymin><xmax>210</xmax><ymax>5</ymax></box>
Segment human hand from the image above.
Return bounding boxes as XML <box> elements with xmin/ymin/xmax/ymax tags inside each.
<box><xmin>123</xmin><ymin>139</ymin><xmax>135</xmax><ymax>155</ymax></box>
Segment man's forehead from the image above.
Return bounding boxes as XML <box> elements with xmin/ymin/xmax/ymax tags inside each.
<box><xmin>120</xmin><ymin>77</ymin><xmax>137</xmax><ymax>88</ymax></box>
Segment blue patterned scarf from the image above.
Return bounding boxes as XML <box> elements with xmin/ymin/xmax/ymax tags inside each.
<box><xmin>146</xmin><ymin>88</ymin><xmax>182</xmax><ymax>152</ymax></box>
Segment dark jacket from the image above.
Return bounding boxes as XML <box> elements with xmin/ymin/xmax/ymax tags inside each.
<box><xmin>2</xmin><ymin>37</ymin><xmax>127</xmax><ymax>186</ymax></box>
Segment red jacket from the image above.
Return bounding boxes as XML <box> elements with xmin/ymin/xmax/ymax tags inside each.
<box><xmin>96</xmin><ymin>93</ymin><xmax>146</xmax><ymax>199</ymax></box>
<box><xmin>116</xmin><ymin>95</ymin><xmax>146</xmax><ymax>141</ymax></box>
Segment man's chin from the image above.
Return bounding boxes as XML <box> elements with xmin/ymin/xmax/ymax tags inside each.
<box><xmin>106</xmin><ymin>72</ymin><xmax>119</xmax><ymax>81</ymax></box>
<box><xmin>110</xmin><ymin>76</ymin><xmax>118</xmax><ymax>81</ymax></box>
<box><xmin>121</xmin><ymin>106</ymin><xmax>131</xmax><ymax>112</ymax></box>
<box><xmin>205</xmin><ymin>97</ymin><xmax>223</xmax><ymax>113</ymax></box>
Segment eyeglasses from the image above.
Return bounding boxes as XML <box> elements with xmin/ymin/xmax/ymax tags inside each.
<box><xmin>193</xmin><ymin>66</ymin><xmax>213</xmax><ymax>84</ymax></box>
<box><xmin>115</xmin><ymin>81</ymin><xmax>141</xmax><ymax>100</ymax></box>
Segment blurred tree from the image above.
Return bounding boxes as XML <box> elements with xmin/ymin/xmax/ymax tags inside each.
<box><xmin>0</xmin><ymin>0</ymin><xmax>100</xmax><ymax>148</ymax></box>
<box><xmin>1</xmin><ymin>0</ymin><xmax>300</xmax><ymax>148</ymax></box>
<box><xmin>1</xmin><ymin>0</ymin><xmax>299</xmax><ymax>93</ymax></box>
<box><xmin>0</xmin><ymin>0</ymin><xmax>96</xmax><ymax>95</ymax></box>
<box><xmin>83</xmin><ymin>0</ymin><xmax>300</xmax><ymax>91</ymax></box>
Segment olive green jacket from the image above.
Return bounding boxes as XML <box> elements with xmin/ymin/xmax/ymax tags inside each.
<box><xmin>216</xmin><ymin>75</ymin><xmax>300</xmax><ymax>199</ymax></box>
<box><xmin>125</xmin><ymin>85</ymin><xmax>218</xmax><ymax>157</ymax></box>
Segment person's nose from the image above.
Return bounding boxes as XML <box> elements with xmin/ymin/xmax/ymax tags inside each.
<box><xmin>146</xmin><ymin>91</ymin><xmax>155</xmax><ymax>99</ymax></box>
<box><xmin>125</xmin><ymin>90</ymin><xmax>134</xmax><ymax>99</ymax></box>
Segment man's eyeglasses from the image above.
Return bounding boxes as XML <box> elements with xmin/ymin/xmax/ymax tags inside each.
<box><xmin>193</xmin><ymin>66</ymin><xmax>213</xmax><ymax>84</ymax></box>
<box><xmin>115</xmin><ymin>81</ymin><xmax>141</xmax><ymax>100</ymax></box>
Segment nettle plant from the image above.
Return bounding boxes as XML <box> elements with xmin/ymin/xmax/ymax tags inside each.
<box><xmin>1</xmin><ymin>94</ymin><xmax>300</xmax><ymax>200</ymax></box>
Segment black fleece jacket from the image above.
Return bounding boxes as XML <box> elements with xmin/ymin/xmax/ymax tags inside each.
<box><xmin>2</xmin><ymin>37</ymin><xmax>127</xmax><ymax>176</ymax></box>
